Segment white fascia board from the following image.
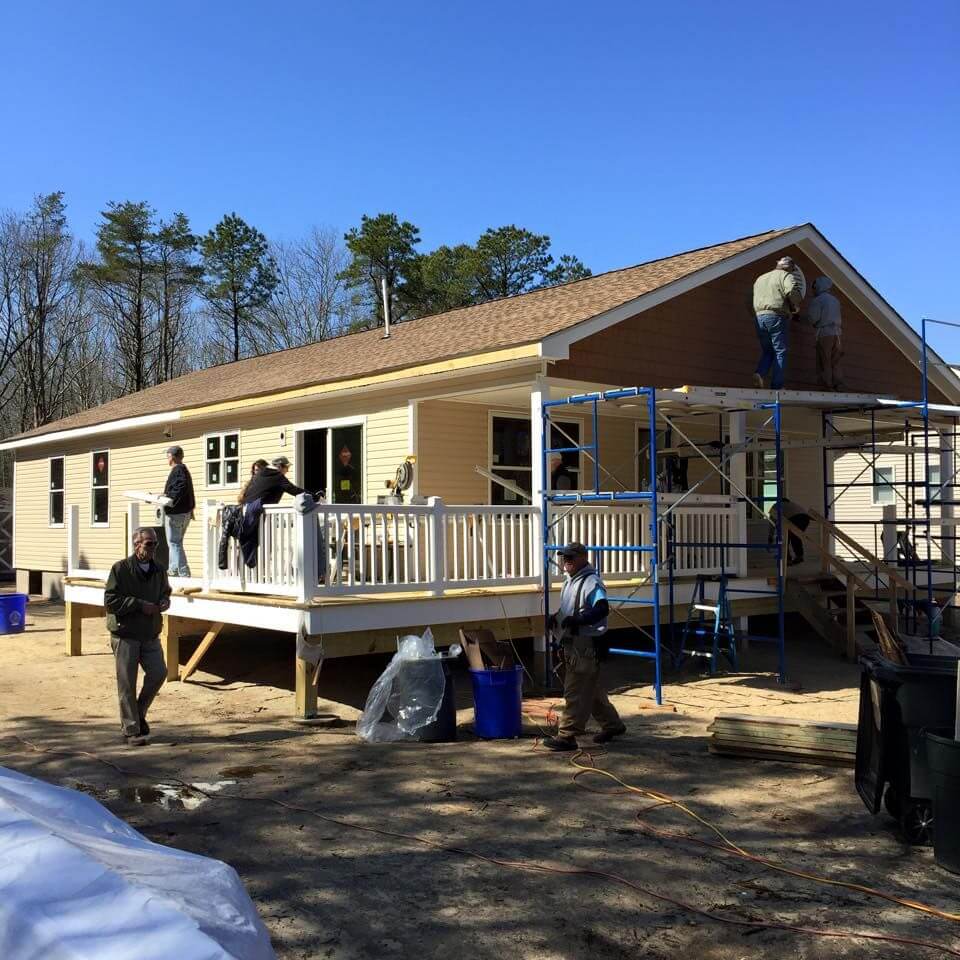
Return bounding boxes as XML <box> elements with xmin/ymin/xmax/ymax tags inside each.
<box><xmin>0</xmin><ymin>411</ymin><xmax>181</xmax><ymax>452</ymax></box>
<box><xmin>540</xmin><ymin>228</ymin><xmax>810</xmax><ymax>361</ymax></box>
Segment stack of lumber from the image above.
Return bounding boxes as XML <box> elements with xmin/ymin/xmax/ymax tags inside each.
<box><xmin>707</xmin><ymin>713</ymin><xmax>857</xmax><ymax>767</ymax></box>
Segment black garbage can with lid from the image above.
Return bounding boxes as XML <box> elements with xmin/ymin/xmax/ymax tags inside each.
<box><xmin>925</xmin><ymin>728</ymin><xmax>960</xmax><ymax>873</ymax></box>
<box><xmin>855</xmin><ymin>648</ymin><xmax>958</xmax><ymax>844</ymax></box>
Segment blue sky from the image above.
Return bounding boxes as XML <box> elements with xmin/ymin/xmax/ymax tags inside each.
<box><xmin>2</xmin><ymin>1</ymin><xmax>958</xmax><ymax>358</ymax></box>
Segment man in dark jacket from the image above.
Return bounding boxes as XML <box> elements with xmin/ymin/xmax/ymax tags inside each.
<box><xmin>104</xmin><ymin>527</ymin><xmax>171</xmax><ymax>745</ymax></box>
<box><xmin>240</xmin><ymin>455</ymin><xmax>304</xmax><ymax>505</ymax></box>
<box><xmin>162</xmin><ymin>445</ymin><xmax>195</xmax><ymax>577</ymax></box>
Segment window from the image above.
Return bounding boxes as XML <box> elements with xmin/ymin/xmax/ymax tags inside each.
<box><xmin>91</xmin><ymin>450</ymin><xmax>109</xmax><ymax>525</ymax></box>
<box><xmin>490</xmin><ymin>415</ymin><xmax>580</xmax><ymax>504</ymax></box>
<box><xmin>205</xmin><ymin>431</ymin><xmax>240</xmax><ymax>487</ymax></box>
<box><xmin>747</xmin><ymin>449</ymin><xmax>780</xmax><ymax>519</ymax></box>
<box><xmin>928</xmin><ymin>463</ymin><xmax>942</xmax><ymax>501</ymax></box>
<box><xmin>873</xmin><ymin>466</ymin><xmax>896</xmax><ymax>506</ymax></box>
<box><xmin>49</xmin><ymin>457</ymin><xmax>64</xmax><ymax>526</ymax></box>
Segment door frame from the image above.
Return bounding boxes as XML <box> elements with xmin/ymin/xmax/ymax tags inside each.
<box><xmin>292</xmin><ymin>415</ymin><xmax>367</xmax><ymax>499</ymax></box>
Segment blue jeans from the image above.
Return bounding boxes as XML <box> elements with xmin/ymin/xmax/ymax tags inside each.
<box><xmin>164</xmin><ymin>512</ymin><xmax>191</xmax><ymax>577</ymax></box>
<box><xmin>755</xmin><ymin>312</ymin><xmax>789</xmax><ymax>389</ymax></box>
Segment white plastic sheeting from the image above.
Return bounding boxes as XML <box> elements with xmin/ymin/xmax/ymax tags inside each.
<box><xmin>0</xmin><ymin>766</ymin><xmax>275</xmax><ymax>960</ymax></box>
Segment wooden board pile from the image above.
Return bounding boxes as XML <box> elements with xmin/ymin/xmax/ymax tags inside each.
<box><xmin>707</xmin><ymin>713</ymin><xmax>857</xmax><ymax>767</ymax></box>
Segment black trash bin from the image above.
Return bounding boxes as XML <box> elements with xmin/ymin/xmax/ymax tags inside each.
<box><xmin>855</xmin><ymin>649</ymin><xmax>958</xmax><ymax>843</ymax></box>
<box><xmin>925</xmin><ymin>728</ymin><xmax>960</xmax><ymax>874</ymax></box>
<box><xmin>398</xmin><ymin>658</ymin><xmax>457</xmax><ymax>743</ymax></box>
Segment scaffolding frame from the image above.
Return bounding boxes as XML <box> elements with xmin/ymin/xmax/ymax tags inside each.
<box><xmin>823</xmin><ymin>317</ymin><xmax>960</xmax><ymax>647</ymax></box>
<box><xmin>540</xmin><ymin>386</ymin><xmax>787</xmax><ymax>705</ymax></box>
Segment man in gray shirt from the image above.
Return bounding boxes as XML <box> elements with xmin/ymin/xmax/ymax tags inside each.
<box><xmin>807</xmin><ymin>276</ymin><xmax>844</xmax><ymax>390</ymax></box>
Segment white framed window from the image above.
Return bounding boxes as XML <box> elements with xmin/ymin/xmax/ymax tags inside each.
<box><xmin>873</xmin><ymin>465</ymin><xmax>896</xmax><ymax>506</ymax></box>
<box><xmin>489</xmin><ymin>413</ymin><xmax>581</xmax><ymax>505</ymax></box>
<box><xmin>49</xmin><ymin>456</ymin><xmax>65</xmax><ymax>527</ymax></box>
<box><xmin>205</xmin><ymin>431</ymin><xmax>240</xmax><ymax>488</ymax></box>
<box><xmin>928</xmin><ymin>463</ymin><xmax>942</xmax><ymax>501</ymax></box>
<box><xmin>91</xmin><ymin>450</ymin><xmax>110</xmax><ymax>526</ymax></box>
<box><xmin>747</xmin><ymin>448</ymin><xmax>780</xmax><ymax>519</ymax></box>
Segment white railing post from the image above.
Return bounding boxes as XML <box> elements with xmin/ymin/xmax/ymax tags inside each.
<box><xmin>295</xmin><ymin>507</ymin><xmax>318</xmax><ymax>603</ymax></box>
<box><xmin>427</xmin><ymin>497</ymin><xmax>446</xmax><ymax>595</ymax></box>
<box><xmin>126</xmin><ymin>502</ymin><xmax>140</xmax><ymax>554</ymax></box>
<box><xmin>202</xmin><ymin>500</ymin><xmax>214</xmax><ymax>590</ymax></box>
<box><xmin>67</xmin><ymin>504</ymin><xmax>79</xmax><ymax>575</ymax></box>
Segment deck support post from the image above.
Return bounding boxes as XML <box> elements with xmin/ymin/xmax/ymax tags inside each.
<box><xmin>295</xmin><ymin>653</ymin><xmax>319</xmax><ymax>718</ymax></box>
<box><xmin>160</xmin><ymin>615</ymin><xmax>183</xmax><ymax>681</ymax></box>
<box><xmin>65</xmin><ymin>601</ymin><xmax>84</xmax><ymax>656</ymax></box>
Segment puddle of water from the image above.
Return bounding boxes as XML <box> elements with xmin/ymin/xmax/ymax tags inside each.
<box><xmin>218</xmin><ymin>764</ymin><xmax>277</xmax><ymax>779</ymax></box>
<box><xmin>71</xmin><ymin>779</ymin><xmax>235</xmax><ymax>812</ymax></box>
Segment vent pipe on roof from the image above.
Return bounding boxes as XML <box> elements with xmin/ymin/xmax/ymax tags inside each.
<box><xmin>381</xmin><ymin>277</ymin><xmax>391</xmax><ymax>339</ymax></box>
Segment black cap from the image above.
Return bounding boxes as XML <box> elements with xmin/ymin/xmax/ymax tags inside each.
<box><xmin>559</xmin><ymin>542</ymin><xmax>588</xmax><ymax>559</ymax></box>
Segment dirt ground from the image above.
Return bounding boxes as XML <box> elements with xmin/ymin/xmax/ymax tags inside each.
<box><xmin>1</xmin><ymin>598</ymin><xmax>958</xmax><ymax>959</ymax></box>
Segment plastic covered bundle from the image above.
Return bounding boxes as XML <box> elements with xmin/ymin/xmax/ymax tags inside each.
<box><xmin>357</xmin><ymin>629</ymin><xmax>446</xmax><ymax>742</ymax></box>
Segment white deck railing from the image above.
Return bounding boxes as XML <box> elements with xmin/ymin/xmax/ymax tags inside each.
<box><xmin>63</xmin><ymin>495</ymin><xmax>742</xmax><ymax>601</ymax></box>
<box><xmin>199</xmin><ymin>494</ymin><xmax>740</xmax><ymax>600</ymax></box>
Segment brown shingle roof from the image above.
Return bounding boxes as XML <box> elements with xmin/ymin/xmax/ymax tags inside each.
<box><xmin>9</xmin><ymin>226</ymin><xmax>797</xmax><ymax>441</ymax></box>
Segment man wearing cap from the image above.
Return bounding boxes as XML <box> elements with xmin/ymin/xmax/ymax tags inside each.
<box><xmin>162</xmin><ymin>445</ymin><xmax>195</xmax><ymax>577</ymax></box>
<box><xmin>806</xmin><ymin>275</ymin><xmax>844</xmax><ymax>390</ymax></box>
<box><xmin>104</xmin><ymin>526</ymin><xmax>171</xmax><ymax>745</ymax></box>
<box><xmin>752</xmin><ymin>256</ymin><xmax>807</xmax><ymax>390</ymax></box>
<box><xmin>544</xmin><ymin>542</ymin><xmax>626</xmax><ymax>751</ymax></box>
<box><xmin>240</xmin><ymin>455</ymin><xmax>305</xmax><ymax>506</ymax></box>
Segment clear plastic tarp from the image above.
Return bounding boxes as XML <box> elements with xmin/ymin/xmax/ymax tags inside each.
<box><xmin>0</xmin><ymin>765</ymin><xmax>275</xmax><ymax>960</ymax></box>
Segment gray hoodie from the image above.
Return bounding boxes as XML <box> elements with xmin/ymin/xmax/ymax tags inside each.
<box><xmin>807</xmin><ymin>276</ymin><xmax>842</xmax><ymax>338</ymax></box>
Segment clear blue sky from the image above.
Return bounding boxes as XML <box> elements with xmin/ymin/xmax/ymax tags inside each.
<box><xmin>3</xmin><ymin>1</ymin><xmax>958</xmax><ymax>357</ymax></box>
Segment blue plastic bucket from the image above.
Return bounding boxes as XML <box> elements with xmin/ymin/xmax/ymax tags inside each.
<box><xmin>0</xmin><ymin>593</ymin><xmax>28</xmax><ymax>635</ymax></box>
<box><xmin>470</xmin><ymin>665</ymin><xmax>523</xmax><ymax>739</ymax></box>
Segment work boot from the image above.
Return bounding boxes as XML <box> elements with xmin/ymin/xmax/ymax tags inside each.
<box><xmin>752</xmin><ymin>373</ymin><xmax>765</xmax><ymax>389</ymax></box>
<box><xmin>593</xmin><ymin>723</ymin><xmax>627</xmax><ymax>744</ymax></box>
<box><xmin>542</xmin><ymin>735</ymin><xmax>578</xmax><ymax>752</ymax></box>
<box><xmin>139</xmin><ymin>716</ymin><xmax>150</xmax><ymax>737</ymax></box>
<box><xmin>123</xmin><ymin>734</ymin><xmax>148</xmax><ymax>747</ymax></box>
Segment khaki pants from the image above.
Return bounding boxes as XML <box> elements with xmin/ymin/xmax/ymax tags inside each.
<box><xmin>816</xmin><ymin>335</ymin><xmax>844</xmax><ymax>390</ymax></box>
<box><xmin>558</xmin><ymin>647</ymin><xmax>622</xmax><ymax>739</ymax></box>
<box><xmin>110</xmin><ymin>635</ymin><xmax>166</xmax><ymax>737</ymax></box>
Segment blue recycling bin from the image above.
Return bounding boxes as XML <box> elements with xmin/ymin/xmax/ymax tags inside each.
<box><xmin>0</xmin><ymin>593</ymin><xmax>28</xmax><ymax>634</ymax></box>
<box><xmin>470</xmin><ymin>665</ymin><xmax>523</xmax><ymax>739</ymax></box>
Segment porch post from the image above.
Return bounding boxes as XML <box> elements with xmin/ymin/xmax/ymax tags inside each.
<box><xmin>728</xmin><ymin>411</ymin><xmax>748</xmax><ymax>578</ymax></box>
<box><xmin>295</xmin><ymin>507</ymin><xmax>319</xmax><ymax>603</ymax></box>
<box><xmin>126</xmin><ymin>502</ymin><xmax>140</xmax><ymax>554</ymax></box>
<box><xmin>939</xmin><ymin>427</ymin><xmax>955</xmax><ymax>566</ymax></box>
<box><xmin>427</xmin><ymin>497</ymin><xmax>447</xmax><ymax>595</ymax></box>
<box><xmin>202</xmin><ymin>499</ymin><xmax>213</xmax><ymax>591</ymax></box>
<box><xmin>530</xmin><ymin>375</ymin><xmax>550</xmax><ymax>684</ymax></box>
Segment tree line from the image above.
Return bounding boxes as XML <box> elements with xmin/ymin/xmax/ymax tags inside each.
<box><xmin>0</xmin><ymin>193</ymin><xmax>590</xmax><ymax>483</ymax></box>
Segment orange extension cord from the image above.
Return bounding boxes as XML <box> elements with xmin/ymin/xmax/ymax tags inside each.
<box><xmin>8</xmin><ymin>733</ymin><xmax>960</xmax><ymax>958</ymax></box>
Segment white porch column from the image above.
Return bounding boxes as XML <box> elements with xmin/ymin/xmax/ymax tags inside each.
<box><xmin>295</xmin><ymin>507</ymin><xmax>318</xmax><ymax>603</ymax></box>
<box><xmin>728</xmin><ymin>411</ymin><xmax>748</xmax><ymax>577</ymax></box>
<box><xmin>939</xmin><ymin>427</ymin><xmax>955</xmax><ymax>567</ymax></box>
<box><xmin>530</xmin><ymin>376</ymin><xmax>548</xmax><ymax>667</ymax></box>
<box><xmin>126</xmin><ymin>502</ymin><xmax>140</xmax><ymax>553</ymax></box>
<box><xmin>67</xmin><ymin>504</ymin><xmax>79</xmax><ymax>576</ymax></box>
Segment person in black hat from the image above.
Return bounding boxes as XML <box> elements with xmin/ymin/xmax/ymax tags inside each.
<box><xmin>544</xmin><ymin>542</ymin><xmax>626</xmax><ymax>751</ymax></box>
<box><xmin>162</xmin><ymin>445</ymin><xmax>195</xmax><ymax>577</ymax></box>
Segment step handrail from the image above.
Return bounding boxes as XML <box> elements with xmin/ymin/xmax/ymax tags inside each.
<box><xmin>806</xmin><ymin>508</ymin><xmax>915</xmax><ymax>593</ymax></box>
<box><xmin>783</xmin><ymin>517</ymin><xmax>873</xmax><ymax>593</ymax></box>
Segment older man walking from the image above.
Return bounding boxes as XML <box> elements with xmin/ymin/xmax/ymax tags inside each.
<box><xmin>752</xmin><ymin>256</ymin><xmax>806</xmax><ymax>390</ymax></box>
<box><xmin>104</xmin><ymin>527</ymin><xmax>171</xmax><ymax>745</ymax></box>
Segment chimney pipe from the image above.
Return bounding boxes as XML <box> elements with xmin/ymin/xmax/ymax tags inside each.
<box><xmin>381</xmin><ymin>276</ymin><xmax>391</xmax><ymax>339</ymax></box>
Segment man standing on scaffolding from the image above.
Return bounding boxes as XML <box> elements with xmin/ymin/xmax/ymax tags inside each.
<box><xmin>543</xmin><ymin>542</ymin><xmax>627</xmax><ymax>751</ymax></box>
<box><xmin>752</xmin><ymin>256</ymin><xmax>806</xmax><ymax>390</ymax></box>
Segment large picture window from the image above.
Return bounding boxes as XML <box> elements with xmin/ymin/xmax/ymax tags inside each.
<box><xmin>489</xmin><ymin>415</ymin><xmax>580</xmax><ymax>504</ymax></box>
<box><xmin>49</xmin><ymin>457</ymin><xmax>65</xmax><ymax>526</ymax></box>
<box><xmin>205</xmin><ymin>431</ymin><xmax>240</xmax><ymax>487</ymax></box>
<box><xmin>91</xmin><ymin>450</ymin><xmax>109</xmax><ymax>526</ymax></box>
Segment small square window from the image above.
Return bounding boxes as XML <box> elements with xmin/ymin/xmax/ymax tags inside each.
<box><xmin>873</xmin><ymin>466</ymin><xmax>896</xmax><ymax>506</ymax></box>
<box><xmin>205</xmin><ymin>431</ymin><xmax>240</xmax><ymax>488</ymax></box>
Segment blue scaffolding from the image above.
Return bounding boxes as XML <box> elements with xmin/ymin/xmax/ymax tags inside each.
<box><xmin>541</xmin><ymin>386</ymin><xmax>788</xmax><ymax>705</ymax></box>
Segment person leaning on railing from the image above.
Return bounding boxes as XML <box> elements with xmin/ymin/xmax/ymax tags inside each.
<box><xmin>237</xmin><ymin>459</ymin><xmax>268</xmax><ymax>504</ymax></box>
<box><xmin>237</xmin><ymin>456</ymin><xmax>305</xmax><ymax>568</ymax></box>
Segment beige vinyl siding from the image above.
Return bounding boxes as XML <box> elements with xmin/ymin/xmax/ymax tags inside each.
<box><xmin>14</xmin><ymin>394</ymin><xmax>411</xmax><ymax>574</ymax></box>
<box><xmin>832</xmin><ymin>437</ymin><xmax>943</xmax><ymax>562</ymax></box>
<box><xmin>417</xmin><ymin>401</ymin><xmax>490</xmax><ymax>504</ymax></box>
